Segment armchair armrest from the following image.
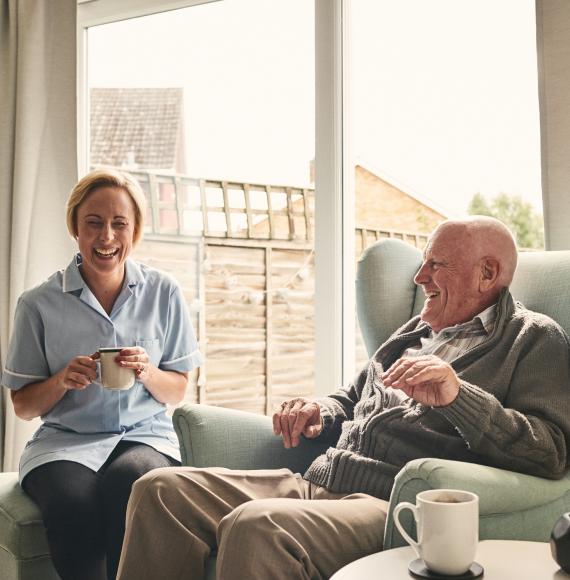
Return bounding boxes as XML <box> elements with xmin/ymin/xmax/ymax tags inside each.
<box><xmin>384</xmin><ymin>458</ymin><xmax>570</xmax><ymax>549</ymax></box>
<box><xmin>172</xmin><ymin>403</ymin><xmax>330</xmax><ymax>474</ymax></box>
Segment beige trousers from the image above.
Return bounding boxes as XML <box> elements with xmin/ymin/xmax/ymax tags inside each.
<box><xmin>116</xmin><ymin>467</ymin><xmax>388</xmax><ymax>580</ymax></box>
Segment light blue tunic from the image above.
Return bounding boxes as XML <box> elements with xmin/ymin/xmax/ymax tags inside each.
<box><xmin>2</xmin><ymin>255</ymin><xmax>202</xmax><ymax>482</ymax></box>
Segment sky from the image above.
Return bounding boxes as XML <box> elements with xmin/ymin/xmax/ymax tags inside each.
<box><xmin>88</xmin><ymin>0</ymin><xmax>542</xmax><ymax>217</ymax></box>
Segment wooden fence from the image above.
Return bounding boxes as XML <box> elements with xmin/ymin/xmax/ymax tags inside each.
<box><xmin>132</xmin><ymin>236</ymin><xmax>314</xmax><ymax>414</ymax></box>
<box><xmin>124</xmin><ymin>169</ymin><xmax>431</xmax><ymax>414</ymax></box>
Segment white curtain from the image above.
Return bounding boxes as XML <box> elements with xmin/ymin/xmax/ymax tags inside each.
<box><xmin>536</xmin><ymin>0</ymin><xmax>570</xmax><ymax>250</ymax></box>
<box><xmin>0</xmin><ymin>0</ymin><xmax>77</xmax><ymax>472</ymax></box>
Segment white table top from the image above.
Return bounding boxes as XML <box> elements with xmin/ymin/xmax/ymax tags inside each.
<box><xmin>331</xmin><ymin>540</ymin><xmax>570</xmax><ymax>580</ymax></box>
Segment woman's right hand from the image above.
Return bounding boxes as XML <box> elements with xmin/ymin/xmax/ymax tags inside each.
<box><xmin>57</xmin><ymin>354</ymin><xmax>98</xmax><ymax>390</ymax></box>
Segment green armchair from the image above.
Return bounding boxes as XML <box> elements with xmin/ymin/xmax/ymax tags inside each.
<box><xmin>2</xmin><ymin>239</ymin><xmax>570</xmax><ymax>579</ymax></box>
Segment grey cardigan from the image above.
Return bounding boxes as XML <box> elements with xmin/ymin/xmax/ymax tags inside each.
<box><xmin>304</xmin><ymin>290</ymin><xmax>570</xmax><ymax>500</ymax></box>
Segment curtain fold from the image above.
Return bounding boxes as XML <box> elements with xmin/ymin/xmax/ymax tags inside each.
<box><xmin>0</xmin><ymin>0</ymin><xmax>77</xmax><ymax>472</ymax></box>
<box><xmin>536</xmin><ymin>0</ymin><xmax>570</xmax><ymax>251</ymax></box>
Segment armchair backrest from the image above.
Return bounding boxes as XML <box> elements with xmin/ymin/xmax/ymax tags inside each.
<box><xmin>356</xmin><ymin>238</ymin><xmax>570</xmax><ymax>357</ymax></box>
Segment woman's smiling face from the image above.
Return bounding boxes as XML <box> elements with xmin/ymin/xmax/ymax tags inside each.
<box><xmin>75</xmin><ymin>186</ymin><xmax>136</xmax><ymax>283</ymax></box>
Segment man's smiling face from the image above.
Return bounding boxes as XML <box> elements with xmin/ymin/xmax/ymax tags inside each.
<box><xmin>414</xmin><ymin>224</ymin><xmax>484</xmax><ymax>332</ymax></box>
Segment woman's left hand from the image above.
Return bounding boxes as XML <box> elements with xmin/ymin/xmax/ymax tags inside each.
<box><xmin>116</xmin><ymin>347</ymin><xmax>152</xmax><ymax>382</ymax></box>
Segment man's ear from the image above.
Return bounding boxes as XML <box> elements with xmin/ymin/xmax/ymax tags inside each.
<box><xmin>479</xmin><ymin>257</ymin><xmax>500</xmax><ymax>291</ymax></box>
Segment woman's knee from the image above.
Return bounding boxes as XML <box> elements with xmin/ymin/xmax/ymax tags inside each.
<box><xmin>101</xmin><ymin>458</ymin><xmax>168</xmax><ymax>500</ymax></box>
<box><xmin>42</xmin><ymin>486</ymin><xmax>102</xmax><ymax>528</ymax></box>
<box><xmin>25</xmin><ymin>479</ymin><xmax>99</xmax><ymax>524</ymax></box>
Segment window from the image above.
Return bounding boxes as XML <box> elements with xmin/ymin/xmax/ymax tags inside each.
<box><xmin>79</xmin><ymin>1</ymin><xmax>541</xmax><ymax>398</ymax></box>
<box><xmin>346</xmin><ymin>0</ymin><xmax>543</xmax><ymax>371</ymax></box>
<box><xmin>82</xmin><ymin>0</ymin><xmax>316</xmax><ymax>412</ymax></box>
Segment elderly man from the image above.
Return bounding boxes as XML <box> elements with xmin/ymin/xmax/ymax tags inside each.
<box><xmin>117</xmin><ymin>217</ymin><xmax>570</xmax><ymax>580</ymax></box>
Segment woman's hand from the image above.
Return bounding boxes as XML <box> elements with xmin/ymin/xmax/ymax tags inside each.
<box><xmin>56</xmin><ymin>354</ymin><xmax>98</xmax><ymax>390</ymax></box>
<box><xmin>115</xmin><ymin>347</ymin><xmax>188</xmax><ymax>405</ymax></box>
<box><xmin>115</xmin><ymin>347</ymin><xmax>151</xmax><ymax>382</ymax></box>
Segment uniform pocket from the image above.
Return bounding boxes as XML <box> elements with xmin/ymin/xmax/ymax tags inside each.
<box><xmin>135</xmin><ymin>338</ymin><xmax>161</xmax><ymax>366</ymax></box>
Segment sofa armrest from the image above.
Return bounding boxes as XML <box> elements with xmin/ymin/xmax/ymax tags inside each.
<box><xmin>384</xmin><ymin>458</ymin><xmax>570</xmax><ymax>549</ymax></box>
<box><xmin>173</xmin><ymin>403</ymin><xmax>330</xmax><ymax>474</ymax></box>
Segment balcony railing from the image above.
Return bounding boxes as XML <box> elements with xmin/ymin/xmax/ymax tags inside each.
<box><xmin>122</xmin><ymin>169</ymin><xmax>313</xmax><ymax>242</ymax></box>
<box><xmin>356</xmin><ymin>227</ymin><xmax>429</xmax><ymax>250</ymax></box>
<box><xmin>98</xmin><ymin>167</ymin><xmax>432</xmax><ymax>249</ymax></box>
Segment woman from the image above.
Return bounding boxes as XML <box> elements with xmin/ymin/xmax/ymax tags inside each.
<box><xmin>2</xmin><ymin>168</ymin><xmax>202</xmax><ymax>580</ymax></box>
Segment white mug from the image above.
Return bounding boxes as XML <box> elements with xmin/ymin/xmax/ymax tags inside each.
<box><xmin>393</xmin><ymin>488</ymin><xmax>479</xmax><ymax>576</ymax></box>
<box><xmin>97</xmin><ymin>347</ymin><xmax>135</xmax><ymax>390</ymax></box>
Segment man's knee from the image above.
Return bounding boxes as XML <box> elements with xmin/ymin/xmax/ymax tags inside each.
<box><xmin>218</xmin><ymin>499</ymin><xmax>289</xmax><ymax>545</ymax></box>
<box><xmin>128</xmin><ymin>467</ymin><xmax>179</xmax><ymax>504</ymax></box>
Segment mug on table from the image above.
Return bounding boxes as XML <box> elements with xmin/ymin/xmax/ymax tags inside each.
<box><xmin>393</xmin><ymin>488</ymin><xmax>479</xmax><ymax>576</ymax></box>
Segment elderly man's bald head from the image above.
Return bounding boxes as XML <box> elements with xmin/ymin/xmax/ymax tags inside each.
<box><xmin>433</xmin><ymin>217</ymin><xmax>518</xmax><ymax>287</ymax></box>
<box><xmin>414</xmin><ymin>217</ymin><xmax>518</xmax><ymax>332</ymax></box>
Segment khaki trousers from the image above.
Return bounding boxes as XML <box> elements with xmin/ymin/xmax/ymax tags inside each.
<box><xmin>116</xmin><ymin>466</ymin><xmax>388</xmax><ymax>580</ymax></box>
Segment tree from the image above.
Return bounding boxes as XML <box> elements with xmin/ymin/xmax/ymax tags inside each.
<box><xmin>467</xmin><ymin>192</ymin><xmax>544</xmax><ymax>249</ymax></box>
<box><xmin>467</xmin><ymin>192</ymin><xmax>491</xmax><ymax>216</ymax></box>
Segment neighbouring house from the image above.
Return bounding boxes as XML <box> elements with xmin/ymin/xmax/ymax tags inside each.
<box><xmin>248</xmin><ymin>160</ymin><xmax>449</xmax><ymax>242</ymax></box>
<box><xmin>90</xmin><ymin>87</ymin><xmax>187</xmax><ymax>173</ymax></box>
<box><xmin>354</xmin><ymin>161</ymin><xmax>449</xmax><ymax>233</ymax></box>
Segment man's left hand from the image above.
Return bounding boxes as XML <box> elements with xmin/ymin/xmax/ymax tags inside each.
<box><xmin>381</xmin><ymin>355</ymin><xmax>460</xmax><ymax>407</ymax></box>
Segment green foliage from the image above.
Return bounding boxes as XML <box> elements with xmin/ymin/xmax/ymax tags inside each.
<box><xmin>467</xmin><ymin>192</ymin><xmax>544</xmax><ymax>249</ymax></box>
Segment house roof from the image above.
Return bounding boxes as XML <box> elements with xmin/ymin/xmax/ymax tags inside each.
<box><xmin>90</xmin><ymin>87</ymin><xmax>184</xmax><ymax>171</ymax></box>
<box><xmin>355</xmin><ymin>157</ymin><xmax>452</xmax><ymax>218</ymax></box>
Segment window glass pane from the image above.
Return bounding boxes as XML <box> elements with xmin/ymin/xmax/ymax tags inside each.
<box><xmin>349</xmin><ymin>0</ymin><xmax>543</xmax><ymax>369</ymax></box>
<box><xmin>87</xmin><ymin>0</ymin><xmax>315</xmax><ymax>413</ymax></box>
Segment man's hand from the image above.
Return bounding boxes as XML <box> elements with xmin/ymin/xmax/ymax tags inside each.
<box><xmin>272</xmin><ymin>397</ymin><xmax>322</xmax><ymax>448</ymax></box>
<box><xmin>381</xmin><ymin>355</ymin><xmax>460</xmax><ymax>407</ymax></box>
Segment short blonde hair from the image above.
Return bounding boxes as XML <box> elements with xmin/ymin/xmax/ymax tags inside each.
<box><xmin>66</xmin><ymin>168</ymin><xmax>147</xmax><ymax>244</ymax></box>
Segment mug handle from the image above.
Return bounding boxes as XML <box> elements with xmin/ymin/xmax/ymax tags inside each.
<box><xmin>393</xmin><ymin>501</ymin><xmax>421</xmax><ymax>559</ymax></box>
<box><xmin>93</xmin><ymin>360</ymin><xmax>102</xmax><ymax>386</ymax></box>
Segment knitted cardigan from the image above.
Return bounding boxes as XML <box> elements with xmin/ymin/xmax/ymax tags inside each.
<box><xmin>304</xmin><ymin>290</ymin><xmax>570</xmax><ymax>500</ymax></box>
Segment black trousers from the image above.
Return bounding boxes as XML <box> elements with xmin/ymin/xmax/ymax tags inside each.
<box><xmin>22</xmin><ymin>440</ymin><xmax>178</xmax><ymax>580</ymax></box>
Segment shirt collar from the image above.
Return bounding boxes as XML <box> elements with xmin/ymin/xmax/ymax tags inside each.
<box><xmin>473</xmin><ymin>303</ymin><xmax>497</xmax><ymax>335</ymax></box>
<box><xmin>62</xmin><ymin>254</ymin><xmax>145</xmax><ymax>293</ymax></box>
<box><xmin>430</xmin><ymin>302</ymin><xmax>497</xmax><ymax>338</ymax></box>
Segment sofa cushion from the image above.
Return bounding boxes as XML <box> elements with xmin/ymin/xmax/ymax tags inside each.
<box><xmin>0</xmin><ymin>472</ymin><xmax>49</xmax><ymax>560</ymax></box>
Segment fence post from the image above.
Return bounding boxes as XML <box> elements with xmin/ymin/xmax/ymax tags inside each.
<box><xmin>303</xmin><ymin>188</ymin><xmax>312</xmax><ymax>241</ymax></box>
<box><xmin>197</xmin><ymin>241</ymin><xmax>207</xmax><ymax>404</ymax></box>
<box><xmin>174</xmin><ymin>175</ymin><xmax>184</xmax><ymax>235</ymax></box>
<box><xmin>148</xmin><ymin>173</ymin><xmax>160</xmax><ymax>234</ymax></box>
<box><xmin>286</xmin><ymin>187</ymin><xmax>295</xmax><ymax>240</ymax></box>
<box><xmin>266</xmin><ymin>185</ymin><xmax>275</xmax><ymax>238</ymax></box>
<box><xmin>265</xmin><ymin>246</ymin><xmax>273</xmax><ymax>415</ymax></box>
<box><xmin>222</xmin><ymin>181</ymin><xmax>231</xmax><ymax>237</ymax></box>
<box><xmin>199</xmin><ymin>179</ymin><xmax>209</xmax><ymax>236</ymax></box>
<box><xmin>244</xmin><ymin>183</ymin><xmax>253</xmax><ymax>238</ymax></box>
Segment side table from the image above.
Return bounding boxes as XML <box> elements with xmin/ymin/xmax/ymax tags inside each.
<box><xmin>331</xmin><ymin>540</ymin><xmax>569</xmax><ymax>580</ymax></box>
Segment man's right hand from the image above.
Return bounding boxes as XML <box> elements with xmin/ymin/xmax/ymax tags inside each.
<box><xmin>272</xmin><ymin>397</ymin><xmax>322</xmax><ymax>448</ymax></box>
